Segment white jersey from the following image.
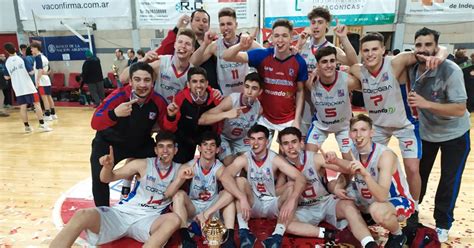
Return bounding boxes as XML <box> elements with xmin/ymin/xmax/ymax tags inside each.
<box><xmin>350</xmin><ymin>143</ymin><xmax>413</xmax><ymax>210</ymax></box>
<box><xmin>116</xmin><ymin>158</ymin><xmax>180</xmax><ymax>214</ymax></box>
<box><xmin>360</xmin><ymin>57</ymin><xmax>416</xmax><ymax>128</ymax></box>
<box><xmin>296</xmin><ymin>151</ymin><xmax>331</xmax><ymax>206</ymax></box>
<box><xmin>188</xmin><ymin>158</ymin><xmax>223</xmax><ymax>203</ymax></box>
<box><xmin>154</xmin><ymin>55</ymin><xmax>191</xmax><ymax>103</ymax></box>
<box><xmin>4</xmin><ymin>55</ymin><xmax>37</xmax><ymax>96</ymax></box>
<box><xmin>310</xmin><ymin>71</ymin><xmax>352</xmax><ymax>132</ymax></box>
<box><xmin>300</xmin><ymin>39</ymin><xmax>335</xmax><ymax>73</ymax></box>
<box><xmin>246</xmin><ymin>150</ymin><xmax>277</xmax><ymax>199</ymax></box>
<box><xmin>216</xmin><ymin>37</ymin><xmax>248</xmax><ymax>95</ymax></box>
<box><xmin>33</xmin><ymin>53</ymin><xmax>51</xmax><ymax>86</ymax></box>
<box><xmin>222</xmin><ymin>93</ymin><xmax>261</xmax><ymax>140</ymax></box>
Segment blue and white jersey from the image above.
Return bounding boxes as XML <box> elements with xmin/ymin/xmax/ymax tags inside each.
<box><xmin>116</xmin><ymin>158</ymin><xmax>180</xmax><ymax>214</ymax></box>
<box><xmin>188</xmin><ymin>158</ymin><xmax>223</xmax><ymax>203</ymax></box>
<box><xmin>246</xmin><ymin>150</ymin><xmax>277</xmax><ymax>199</ymax></box>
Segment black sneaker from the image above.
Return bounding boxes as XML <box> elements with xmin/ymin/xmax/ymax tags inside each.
<box><xmin>261</xmin><ymin>234</ymin><xmax>282</xmax><ymax>248</ymax></box>
<box><xmin>385</xmin><ymin>233</ymin><xmax>407</xmax><ymax>248</ymax></box>
<box><xmin>238</xmin><ymin>228</ymin><xmax>256</xmax><ymax>248</ymax></box>
<box><xmin>406</xmin><ymin>210</ymin><xmax>419</xmax><ymax>227</ymax></box>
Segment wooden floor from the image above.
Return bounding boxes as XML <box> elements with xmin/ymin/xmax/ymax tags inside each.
<box><xmin>0</xmin><ymin>106</ymin><xmax>473</xmax><ymax>247</ymax></box>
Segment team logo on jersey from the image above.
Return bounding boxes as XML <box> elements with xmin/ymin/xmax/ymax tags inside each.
<box><xmin>337</xmin><ymin>89</ymin><xmax>345</xmax><ymax>97</ymax></box>
<box><xmin>308</xmin><ymin>167</ymin><xmax>315</xmax><ymax>176</ymax></box>
<box><xmin>194</xmin><ymin>175</ymin><xmax>200</xmax><ymax>181</ymax></box>
<box><xmin>431</xmin><ymin>90</ymin><xmax>439</xmax><ymax>100</ymax></box>
<box><xmin>362</xmin><ymin>79</ymin><xmax>368</xmax><ymax>84</ymax></box>
<box><xmin>381</xmin><ymin>72</ymin><xmax>389</xmax><ymax>82</ymax></box>
<box><xmin>249</xmin><ymin>115</ymin><xmax>255</xmax><ymax>122</ymax></box>
<box><xmin>265</xmin><ymin>168</ymin><xmax>271</xmax><ymax>176</ymax></box>
<box><xmin>264</xmin><ymin>66</ymin><xmax>273</xmax><ymax>72</ymax></box>
<box><xmin>312</xmin><ymin>133</ymin><xmax>319</xmax><ymax>140</ymax></box>
<box><xmin>370</xmin><ymin>168</ymin><xmax>376</xmax><ymax>177</ymax></box>
<box><xmin>289</xmin><ymin>68</ymin><xmax>295</xmax><ymax>77</ymax></box>
<box><xmin>149</xmin><ymin>112</ymin><xmax>157</xmax><ymax>120</ymax></box>
<box><xmin>146</xmin><ymin>175</ymin><xmax>156</xmax><ymax>183</ymax></box>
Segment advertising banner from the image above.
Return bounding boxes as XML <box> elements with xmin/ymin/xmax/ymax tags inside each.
<box><xmin>263</xmin><ymin>0</ymin><xmax>397</xmax><ymax>28</ymax></box>
<box><xmin>404</xmin><ymin>0</ymin><xmax>474</xmax><ymax>23</ymax></box>
<box><xmin>31</xmin><ymin>35</ymin><xmax>96</xmax><ymax>61</ymax></box>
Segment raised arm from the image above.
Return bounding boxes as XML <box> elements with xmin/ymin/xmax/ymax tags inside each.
<box><xmin>333</xmin><ymin>24</ymin><xmax>358</xmax><ymax>66</ymax></box>
<box><xmin>99</xmin><ymin>146</ymin><xmax>144</xmax><ymax>183</ymax></box>
<box><xmin>164</xmin><ymin>164</ymin><xmax>194</xmax><ymax>198</ymax></box>
<box><xmin>198</xmin><ymin>95</ymin><xmax>234</xmax><ymax>125</ymax></box>
<box><xmin>190</xmin><ymin>31</ymin><xmax>217</xmax><ymax>66</ymax></box>
<box><xmin>222</xmin><ymin>35</ymin><xmax>253</xmax><ymax>63</ymax></box>
<box><xmin>391</xmin><ymin>46</ymin><xmax>448</xmax><ymax>79</ymax></box>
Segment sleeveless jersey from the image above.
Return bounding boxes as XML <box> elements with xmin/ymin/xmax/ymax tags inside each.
<box><xmin>310</xmin><ymin>71</ymin><xmax>352</xmax><ymax>132</ymax></box>
<box><xmin>296</xmin><ymin>151</ymin><xmax>331</xmax><ymax>206</ymax></box>
<box><xmin>360</xmin><ymin>57</ymin><xmax>416</xmax><ymax>128</ymax></box>
<box><xmin>222</xmin><ymin>93</ymin><xmax>261</xmax><ymax>140</ymax></box>
<box><xmin>154</xmin><ymin>55</ymin><xmax>191</xmax><ymax>103</ymax></box>
<box><xmin>188</xmin><ymin>158</ymin><xmax>223</xmax><ymax>203</ymax></box>
<box><xmin>300</xmin><ymin>39</ymin><xmax>335</xmax><ymax>73</ymax></box>
<box><xmin>116</xmin><ymin>158</ymin><xmax>181</xmax><ymax>213</ymax></box>
<box><xmin>246</xmin><ymin>150</ymin><xmax>277</xmax><ymax>199</ymax></box>
<box><xmin>33</xmin><ymin>53</ymin><xmax>51</xmax><ymax>86</ymax></box>
<box><xmin>216</xmin><ymin>37</ymin><xmax>248</xmax><ymax>95</ymax></box>
<box><xmin>350</xmin><ymin>143</ymin><xmax>413</xmax><ymax>209</ymax></box>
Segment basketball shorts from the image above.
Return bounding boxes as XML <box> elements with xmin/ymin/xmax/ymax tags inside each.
<box><xmin>295</xmin><ymin>195</ymin><xmax>348</xmax><ymax>230</ymax></box>
<box><xmin>373</xmin><ymin>124</ymin><xmax>421</xmax><ymax>159</ymax></box>
<box><xmin>306</xmin><ymin>126</ymin><xmax>352</xmax><ymax>153</ymax></box>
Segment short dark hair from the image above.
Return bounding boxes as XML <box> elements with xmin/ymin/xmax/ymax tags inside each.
<box><xmin>137</xmin><ymin>49</ymin><xmax>145</xmax><ymax>57</ymax></box>
<box><xmin>218</xmin><ymin>7</ymin><xmax>236</xmax><ymax>19</ymax></box>
<box><xmin>116</xmin><ymin>49</ymin><xmax>123</xmax><ymax>55</ymax></box>
<box><xmin>307</xmin><ymin>7</ymin><xmax>331</xmax><ymax>23</ymax></box>
<box><xmin>199</xmin><ymin>131</ymin><xmax>221</xmax><ymax>147</ymax></box>
<box><xmin>30</xmin><ymin>42</ymin><xmax>42</xmax><ymax>51</ymax></box>
<box><xmin>315</xmin><ymin>46</ymin><xmax>337</xmax><ymax>62</ymax></box>
<box><xmin>129</xmin><ymin>62</ymin><xmax>154</xmax><ymax>80</ymax></box>
<box><xmin>247</xmin><ymin>124</ymin><xmax>269</xmax><ymax>139</ymax></box>
<box><xmin>414</xmin><ymin>27</ymin><xmax>440</xmax><ymax>44</ymax></box>
<box><xmin>20</xmin><ymin>44</ymin><xmax>27</xmax><ymax>50</ymax></box>
<box><xmin>263</xmin><ymin>40</ymin><xmax>269</xmax><ymax>44</ymax></box>
<box><xmin>272</xmin><ymin>19</ymin><xmax>293</xmax><ymax>33</ymax></box>
<box><xmin>178</xmin><ymin>28</ymin><xmax>196</xmax><ymax>45</ymax></box>
<box><xmin>3</xmin><ymin>43</ymin><xmax>16</xmax><ymax>54</ymax></box>
<box><xmin>349</xmin><ymin>114</ymin><xmax>373</xmax><ymax>129</ymax></box>
<box><xmin>360</xmin><ymin>32</ymin><xmax>384</xmax><ymax>46</ymax></box>
<box><xmin>244</xmin><ymin>72</ymin><xmax>264</xmax><ymax>89</ymax></box>
<box><xmin>26</xmin><ymin>47</ymin><xmax>33</xmax><ymax>56</ymax></box>
<box><xmin>191</xmin><ymin>9</ymin><xmax>210</xmax><ymax>25</ymax></box>
<box><xmin>392</xmin><ymin>49</ymin><xmax>401</xmax><ymax>55</ymax></box>
<box><xmin>278</xmin><ymin>127</ymin><xmax>302</xmax><ymax>143</ymax></box>
<box><xmin>128</xmin><ymin>49</ymin><xmax>135</xmax><ymax>55</ymax></box>
<box><xmin>187</xmin><ymin>66</ymin><xmax>208</xmax><ymax>81</ymax></box>
<box><xmin>155</xmin><ymin>131</ymin><xmax>176</xmax><ymax>144</ymax></box>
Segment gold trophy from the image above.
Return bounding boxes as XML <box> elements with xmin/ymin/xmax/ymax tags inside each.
<box><xmin>111</xmin><ymin>64</ymin><xmax>123</xmax><ymax>87</ymax></box>
<box><xmin>202</xmin><ymin>217</ymin><xmax>227</xmax><ymax>248</ymax></box>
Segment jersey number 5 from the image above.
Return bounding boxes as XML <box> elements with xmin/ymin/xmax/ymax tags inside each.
<box><xmin>361</xmin><ymin>188</ymin><xmax>372</xmax><ymax>199</ymax></box>
<box><xmin>325</xmin><ymin>108</ymin><xmax>337</xmax><ymax>118</ymax></box>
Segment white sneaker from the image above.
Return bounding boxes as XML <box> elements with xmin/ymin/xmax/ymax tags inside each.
<box><xmin>51</xmin><ymin>114</ymin><xmax>58</xmax><ymax>120</ymax></box>
<box><xmin>44</xmin><ymin>115</ymin><xmax>53</xmax><ymax>121</ymax></box>
<box><xmin>25</xmin><ymin>126</ymin><xmax>33</xmax><ymax>133</ymax></box>
<box><xmin>436</xmin><ymin>227</ymin><xmax>449</xmax><ymax>242</ymax></box>
<box><xmin>38</xmin><ymin>124</ymin><xmax>53</xmax><ymax>132</ymax></box>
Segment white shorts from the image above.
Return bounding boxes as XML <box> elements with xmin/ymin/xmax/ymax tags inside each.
<box><xmin>219</xmin><ymin>136</ymin><xmax>251</xmax><ymax>160</ymax></box>
<box><xmin>306</xmin><ymin>126</ymin><xmax>352</xmax><ymax>153</ymax></box>
<box><xmin>191</xmin><ymin>197</ymin><xmax>220</xmax><ymax>219</ymax></box>
<box><xmin>295</xmin><ymin>195</ymin><xmax>348</xmax><ymax>230</ymax></box>
<box><xmin>257</xmin><ymin>116</ymin><xmax>293</xmax><ymax>132</ymax></box>
<box><xmin>86</xmin><ymin>206</ymin><xmax>162</xmax><ymax>245</ymax></box>
<box><xmin>373</xmin><ymin>125</ymin><xmax>421</xmax><ymax>159</ymax></box>
<box><xmin>251</xmin><ymin>195</ymin><xmax>279</xmax><ymax>219</ymax></box>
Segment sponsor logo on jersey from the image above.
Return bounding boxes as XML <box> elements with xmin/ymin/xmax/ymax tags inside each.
<box><xmin>264</xmin><ymin>78</ymin><xmax>294</xmax><ymax>86</ymax></box>
<box><xmin>354</xmin><ymin>176</ymin><xmax>367</xmax><ymax>186</ymax></box>
<box><xmin>264</xmin><ymin>66</ymin><xmax>273</xmax><ymax>72</ymax></box>
<box><xmin>289</xmin><ymin>68</ymin><xmax>295</xmax><ymax>77</ymax></box>
<box><xmin>264</xmin><ymin>89</ymin><xmax>290</xmax><ymax>97</ymax></box>
<box><xmin>362</xmin><ymin>78</ymin><xmax>368</xmax><ymax>84</ymax></box>
<box><xmin>160</xmin><ymin>73</ymin><xmax>171</xmax><ymax>81</ymax></box>
<box><xmin>146</xmin><ymin>185</ymin><xmax>165</xmax><ymax>194</ymax></box>
<box><xmin>362</xmin><ymin>85</ymin><xmax>393</xmax><ymax>94</ymax></box>
<box><xmin>381</xmin><ymin>72</ymin><xmax>389</xmax><ymax>82</ymax></box>
<box><xmin>146</xmin><ymin>175</ymin><xmax>156</xmax><ymax>183</ymax></box>
<box><xmin>368</xmin><ymin>107</ymin><xmax>396</xmax><ymax>114</ymax></box>
<box><xmin>314</xmin><ymin>100</ymin><xmax>345</xmax><ymax>106</ymax></box>
<box><xmin>225</xmin><ymin>81</ymin><xmax>243</xmax><ymax>88</ymax></box>
<box><xmin>337</xmin><ymin>89</ymin><xmax>345</xmax><ymax>97</ymax></box>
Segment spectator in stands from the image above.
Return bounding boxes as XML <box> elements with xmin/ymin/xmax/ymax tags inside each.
<box><xmin>113</xmin><ymin>49</ymin><xmax>128</xmax><ymax>76</ymax></box>
<box><xmin>262</xmin><ymin>39</ymin><xmax>270</xmax><ymax>48</ymax></box>
<box><xmin>81</xmin><ymin>49</ymin><xmax>105</xmax><ymax>107</ymax></box>
<box><xmin>127</xmin><ymin>49</ymin><xmax>138</xmax><ymax>66</ymax></box>
<box><xmin>454</xmin><ymin>48</ymin><xmax>471</xmax><ymax>69</ymax></box>
<box><xmin>136</xmin><ymin>49</ymin><xmax>145</xmax><ymax>60</ymax></box>
<box><xmin>0</xmin><ymin>53</ymin><xmax>9</xmax><ymax>116</ymax></box>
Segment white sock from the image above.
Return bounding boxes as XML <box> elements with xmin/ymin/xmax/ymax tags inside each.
<box><xmin>414</xmin><ymin>200</ymin><xmax>419</xmax><ymax>211</ymax></box>
<box><xmin>317</xmin><ymin>227</ymin><xmax>326</xmax><ymax>238</ymax></box>
<box><xmin>392</xmin><ymin>228</ymin><xmax>402</xmax><ymax>236</ymax></box>
<box><xmin>361</xmin><ymin>236</ymin><xmax>375</xmax><ymax>247</ymax></box>
<box><xmin>272</xmin><ymin>223</ymin><xmax>286</xmax><ymax>236</ymax></box>
<box><xmin>237</xmin><ymin>213</ymin><xmax>249</xmax><ymax>229</ymax></box>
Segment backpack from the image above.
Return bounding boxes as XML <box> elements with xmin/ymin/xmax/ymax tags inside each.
<box><xmin>403</xmin><ymin>223</ymin><xmax>441</xmax><ymax>248</ymax></box>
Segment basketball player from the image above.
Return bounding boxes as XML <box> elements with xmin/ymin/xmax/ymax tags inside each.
<box><xmin>121</xmin><ymin>29</ymin><xmax>195</xmax><ymax>104</ymax></box>
<box><xmin>172</xmin><ymin>131</ymin><xmax>236</xmax><ymax>248</ymax></box>
<box><xmin>223</xmin><ymin>19</ymin><xmax>308</xmax><ymax>136</ymax></box>
<box><xmin>30</xmin><ymin>42</ymin><xmax>58</xmax><ymax>120</ymax></box>
<box><xmin>349</xmin><ymin>32</ymin><xmax>447</xmax><ymax>222</ymax></box>
<box><xmin>278</xmin><ymin>127</ymin><xmax>377</xmax><ymax>248</ymax></box>
<box><xmin>333</xmin><ymin>114</ymin><xmax>415</xmax><ymax>247</ymax></box>
<box><xmin>3</xmin><ymin>43</ymin><xmax>52</xmax><ymax>133</ymax></box>
<box><xmin>190</xmin><ymin>7</ymin><xmax>261</xmax><ymax>96</ymax></box>
<box><xmin>305</xmin><ymin>46</ymin><xmax>359</xmax><ymax>161</ymax></box>
<box><xmin>220</xmin><ymin>125</ymin><xmax>306</xmax><ymax>248</ymax></box>
<box><xmin>198</xmin><ymin>72</ymin><xmax>263</xmax><ymax>166</ymax></box>
<box><xmin>50</xmin><ymin>132</ymin><xmax>189</xmax><ymax>247</ymax></box>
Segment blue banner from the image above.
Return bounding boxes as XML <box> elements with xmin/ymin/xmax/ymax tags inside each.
<box><xmin>31</xmin><ymin>35</ymin><xmax>95</xmax><ymax>61</ymax></box>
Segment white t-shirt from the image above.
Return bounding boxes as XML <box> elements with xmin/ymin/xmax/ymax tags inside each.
<box><xmin>4</xmin><ymin>55</ymin><xmax>37</xmax><ymax>96</ymax></box>
<box><xmin>33</xmin><ymin>53</ymin><xmax>51</xmax><ymax>87</ymax></box>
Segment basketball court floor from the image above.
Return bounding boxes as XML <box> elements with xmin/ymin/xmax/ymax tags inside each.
<box><xmin>0</xmin><ymin>106</ymin><xmax>472</xmax><ymax>247</ymax></box>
